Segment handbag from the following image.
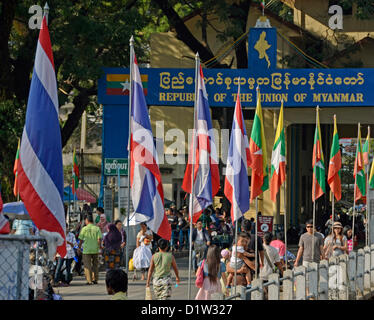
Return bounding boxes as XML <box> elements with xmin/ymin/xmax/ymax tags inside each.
<box><xmin>145</xmin><ymin>286</ymin><xmax>152</xmax><ymax>300</ymax></box>
<box><xmin>264</xmin><ymin>246</ymin><xmax>277</xmax><ymax>273</ymax></box>
<box><xmin>195</xmin><ymin>259</ymin><xmax>205</xmax><ymax>288</ymax></box>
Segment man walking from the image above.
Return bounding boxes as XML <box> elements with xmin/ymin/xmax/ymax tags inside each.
<box><xmin>78</xmin><ymin>214</ymin><xmax>102</xmax><ymax>285</ymax></box>
<box><xmin>294</xmin><ymin>219</ymin><xmax>325</xmax><ymax>268</ymax></box>
<box><xmin>167</xmin><ymin>208</ymin><xmax>178</xmax><ymax>251</ymax></box>
<box><xmin>191</xmin><ymin>220</ymin><xmax>211</xmax><ymax>271</ymax></box>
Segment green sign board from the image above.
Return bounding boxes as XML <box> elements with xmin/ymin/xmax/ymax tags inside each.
<box><xmin>104</xmin><ymin>158</ymin><xmax>128</xmax><ymax>175</ymax></box>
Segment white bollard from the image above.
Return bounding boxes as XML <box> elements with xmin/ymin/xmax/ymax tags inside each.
<box><xmin>294</xmin><ymin>266</ymin><xmax>306</xmax><ymax>300</ymax></box>
<box><xmin>282</xmin><ymin>269</ymin><xmax>294</xmax><ymax>300</ymax></box>
<box><xmin>348</xmin><ymin>251</ymin><xmax>357</xmax><ymax>300</ymax></box>
<box><xmin>338</xmin><ymin>254</ymin><xmax>348</xmax><ymax>300</ymax></box>
<box><xmin>268</xmin><ymin>273</ymin><xmax>280</xmax><ymax>300</ymax></box>
<box><xmin>318</xmin><ymin>260</ymin><xmax>329</xmax><ymax>300</ymax></box>
<box><xmin>364</xmin><ymin>246</ymin><xmax>371</xmax><ymax>296</ymax></box>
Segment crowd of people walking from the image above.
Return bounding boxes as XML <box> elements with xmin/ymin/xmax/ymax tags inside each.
<box><xmin>7</xmin><ymin>200</ymin><xmax>367</xmax><ymax>300</ymax></box>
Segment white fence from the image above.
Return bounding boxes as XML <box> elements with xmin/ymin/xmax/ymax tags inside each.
<box><xmin>227</xmin><ymin>244</ymin><xmax>374</xmax><ymax>300</ymax></box>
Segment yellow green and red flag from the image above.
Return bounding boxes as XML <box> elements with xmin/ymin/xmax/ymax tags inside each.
<box><xmin>354</xmin><ymin>124</ymin><xmax>366</xmax><ymax>201</ymax></box>
<box><xmin>270</xmin><ymin>101</ymin><xmax>286</xmax><ymax>203</ymax></box>
<box><xmin>327</xmin><ymin>115</ymin><xmax>341</xmax><ymax>201</ymax></box>
<box><xmin>312</xmin><ymin>107</ymin><xmax>326</xmax><ymax>202</ymax></box>
<box><xmin>106</xmin><ymin>74</ymin><xmax>148</xmax><ymax>96</ymax></box>
<box><xmin>72</xmin><ymin>149</ymin><xmax>79</xmax><ymax>195</ymax></box>
<box><xmin>249</xmin><ymin>87</ymin><xmax>269</xmax><ymax>202</ymax></box>
<box><xmin>13</xmin><ymin>138</ymin><xmax>20</xmax><ymax>197</ymax></box>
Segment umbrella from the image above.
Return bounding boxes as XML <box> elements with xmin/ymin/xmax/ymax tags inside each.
<box><xmin>75</xmin><ymin>188</ymin><xmax>96</xmax><ymax>203</ymax></box>
<box><xmin>63</xmin><ymin>186</ymin><xmax>78</xmax><ymax>202</ymax></box>
<box><xmin>63</xmin><ymin>186</ymin><xmax>96</xmax><ymax>203</ymax></box>
<box><xmin>2</xmin><ymin>201</ymin><xmax>31</xmax><ymax>220</ymax></box>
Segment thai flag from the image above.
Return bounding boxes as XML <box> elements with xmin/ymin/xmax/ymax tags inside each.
<box><xmin>17</xmin><ymin>17</ymin><xmax>66</xmax><ymax>257</ymax></box>
<box><xmin>224</xmin><ymin>87</ymin><xmax>250</xmax><ymax>222</ymax></box>
<box><xmin>130</xmin><ymin>49</ymin><xmax>171</xmax><ymax>240</ymax></box>
<box><xmin>182</xmin><ymin>61</ymin><xmax>220</xmax><ymax>223</ymax></box>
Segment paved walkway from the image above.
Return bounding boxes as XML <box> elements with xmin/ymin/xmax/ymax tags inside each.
<box><xmin>56</xmin><ymin>255</ymin><xmax>199</xmax><ymax>300</ymax></box>
<box><xmin>56</xmin><ymin>245</ymin><xmax>300</xmax><ymax>300</ymax></box>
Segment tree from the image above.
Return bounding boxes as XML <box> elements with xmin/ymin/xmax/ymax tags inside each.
<box><xmin>0</xmin><ymin>0</ymin><xmax>147</xmax><ymax>201</ymax></box>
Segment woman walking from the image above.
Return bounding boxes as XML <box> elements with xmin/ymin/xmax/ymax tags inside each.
<box><xmin>146</xmin><ymin>239</ymin><xmax>180</xmax><ymax>300</ymax></box>
<box><xmin>195</xmin><ymin>245</ymin><xmax>227</xmax><ymax>300</ymax></box>
<box><xmin>132</xmin><ymin>222</ymin><xmax>153</xmax><ymax>280</ymax></box>
<box><xmin>103</xmin><ymin>223</ymin><xmax>123</xmax><ymax>270</ymax></box>
<box><xmin>97</xmin><ymin>214</ymin><xmax>109</xmax><ymax>234</ymax></box>
<box><xmin>323</xmin><ymin>221</ymin><xmax>347</xmax><ymax>259</ymax></box>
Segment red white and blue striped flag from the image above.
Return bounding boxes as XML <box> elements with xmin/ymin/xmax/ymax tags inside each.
<box><xmin>224</xmin><ymin>86</ymin><xmax>250</xmax><ymax>222</ymax></box>
<box><xmin>18</xmin><ymin>17</ymin><xmax>66</xmax><ymax>256</ymax></box>
<box><xmin>130</xmin><ymin>49</ymin><xmax>171</xmax><ymax>240</ymax></box>
<box><xmin>182</xmin><ymin>61</ymin><xmax>220</xmax><ymax>223</ymax></box>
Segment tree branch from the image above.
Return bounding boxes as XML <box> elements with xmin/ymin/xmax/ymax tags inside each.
<box><xmin>60</xmin><ymin>85</ymin><xmax>96</xmax><ymax>148</ymax></box>
<box><xmin>152</xmin><ymin>0</ymin><xmax>228</xmax><ymax>68</ymax></box>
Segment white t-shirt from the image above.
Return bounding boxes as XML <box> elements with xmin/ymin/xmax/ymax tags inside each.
<box><xmin>230</xmin><ymin>245</ymin><xmax>245</xmax><ymax>264</ymax></box>
<box><xmin>137</xmin><ymin>229</ymin><xmax>153</xmax><ymax>246</ymax></box>
<box><xmin>260</xmin><ymin>244</ymin><xmax>280</xmax><ymax>280</ymax></box>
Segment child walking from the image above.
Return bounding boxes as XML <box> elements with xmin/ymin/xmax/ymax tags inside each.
<box><xmin>146</xmin><ymin>239</ymin><xmax>180</xmax><ymax>300</ymax></box>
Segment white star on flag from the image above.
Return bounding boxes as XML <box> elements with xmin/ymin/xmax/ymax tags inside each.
<box><xmin>121</xmin><ymin>80</ymin><xmax>130</xmax><ymax>92</ymax></box>
<box><xmin>271</xmin><ymin>142</ymin><xmax>285</xmax><ymax>175</ymax></box>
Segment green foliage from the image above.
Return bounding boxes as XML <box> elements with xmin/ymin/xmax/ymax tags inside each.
<box><xmin>0</xmin><ymin>100</ymin><xmax>24</xmax><ymax>202</ymax></box>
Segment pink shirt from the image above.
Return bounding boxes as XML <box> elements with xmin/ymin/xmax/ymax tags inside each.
<box><xmin>270</xmin><ymin>240</ymin><xmax>286</xmax><ymax>258</ymax></box>
<box><xmin>347</xmin><ymin>239</ymin><xmax>353</xmax><ymax>253</ymax></box>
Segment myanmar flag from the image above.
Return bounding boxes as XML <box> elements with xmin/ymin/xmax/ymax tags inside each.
<box><xmin>13</xmin><ymin>138</ymin><xmax>20</xmax><ymax>197</ymax></box>
<box><xmin>354</xmin><ymin>124</ymin><xmax>366</xmax><ymax>201</ymax></box>
<box><xmin>249</xmin><ymin>87</ymin><xmax>269</xmax><ymax>202</ymax></box>
<box><xmin>327</xmin><ymin>115</ymin><xmax>341</xmax><ymax>201</ymax></box>
<box><xmin>270</xmin><ymin>102</ymin><xmax>286</xmax><ymax>203</ymax></box>
<box><xmin>363</xmin><ymin>128</ymin><xmax>370</xmax><ymax>166</ymax></box>
<box><xmin>312</xmin><ymin>107</ymin><xmax>326</xmax><ymax>202</ymax></box>
<box><xmin>72</xmin><ymin>150</ymin><xmax>79</xmax><ymax>195</ymax></box>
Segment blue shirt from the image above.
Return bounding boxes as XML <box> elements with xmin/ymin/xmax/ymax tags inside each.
<box><xmin>198</xmin><ymin>260</ymin><xmax>226</xmax><ymax>279</ymax></box>
<box><xmin>12</xmin><ymin>219</ymin><xmax>34</xmax><ymax>235</ymax></box>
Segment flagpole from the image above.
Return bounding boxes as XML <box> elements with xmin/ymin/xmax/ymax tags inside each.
<box><xmin>352</xmin><ymin>123</ymin><xmax>360</xmax><ymax>251</ymax></box>
<box><xmin>234</xmin><ymin>79</ymin><xmax>241</xmax><ymax>295</ymax></box>
<box><xmin>312</xmin><ymin>106</ymin><xmax>319</xmax><ymax>263</ymax></box>
<box><xmin>188</xmin><ymin>52</ymin><xmax>199</xmax><ymax>300</ymax></box>
<box><xmin>283</xmin><ymin>175</ymin><xmax>288</xmax><ymax>270</ymax></box>
<box><xmin>126</xmin><ymin>36</ymin><xmax>134</xmax><ymax>274</ymax></box>
<box><xmin>332</xmin><ymin>191</ymin><xmax>335</xmax><ymax>231</ymax></box>
<box><xmin>234</xmin><ymin>217</ymin><xmax>238</xmax><ymax>294</ymax></box>
<box><xmin>331</xmin><ymin>115</ymin><xmax>337</xmax><ymax>231</ymax></box>
<box><xmin>73</xmin><ymin>149</ymin><xmax>77</xmax><ymax>224</ymax></box>
<box><xmin>366</xmin><ymin>126</ymin><xmax>370</xmax><ymax>247</ymax></box>
<box><xmin>118</xmin><ymin>165</ymin><xmax>121</xmax><ymax>223</ymax></box>
<box><xmin>255</xmin><ymin>197</ymin><xmax>258</xmax><ymax>279</ymax></box>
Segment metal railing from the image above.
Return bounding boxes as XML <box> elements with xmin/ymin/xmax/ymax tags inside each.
<box><xmin>225</xmin><ymin>244</ymin><xmax>374</xmax><ymax>300</ymax></box>
<box><xmin>0</xmin><ymin>235</ymin><xmax>47</xmax><ymax>300</ymax></box>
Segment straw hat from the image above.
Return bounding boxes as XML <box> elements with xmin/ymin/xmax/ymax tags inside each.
<box><xmin>333</xmin><ymin>221</ymin><xmax>343</xmax><ymax>228</ymax></box>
